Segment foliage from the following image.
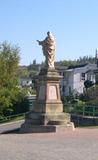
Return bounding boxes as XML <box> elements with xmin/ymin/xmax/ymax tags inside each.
<box><xmin>55</xmin><ymin>60</ymin><xmax>78</xmax><ymax>67</ymax></box>
<box><xmin>62</xmin><ymin>89</ymin><xmax>85</xmax><ymax>114</ymax></box>
<box><xmin>55</xmin><ymin>55</ymin><xmax>95</xmax><ymax>67</ymax></box>
<box><xmin>0</xmin><ymin>42</ymin><xmax>29</xmax><ymax>116</ymax></box>
<box><xmin>10</xmin><ymin>87</ymin><xmax>29</xmax><ymax>115</ymax></box>
<box><xmin>79</xmin><ymin>85</ymin><xmax>98</xmax><ymax>105</ymax></box>
<box><xmin>0</xmin><ymin>41</ymin><xmax>20</xmax><ymax>88</ymax></box>
<box><xmin>27</xmin><ymin>63</ymin><xmax>40</xmax><ymax>72</ymax></box>
<box><xmin>63</xmin><ymin>96</ymin><xmax>85</xmax><ymax>114</ymax></box>
<box><xmin>18</xmin><ymin>66</ymin><xmax>29</xmax><ymax>77</ymax></box>
<box><xmin>76</xmin><ymin>56</ymin><xmax>95</xmax><ymax>64</ymax></box>
<box><xmin>71</xmin><ymin>99</ymin><xmax>85</xmax><ymax>114</ymax></box>
<box><xmin>63</xmin><ymin>85</ymin><xmax>98</xmax><ymax>115</ymax></box>
<box><xmin>0</xmin><ymin>87</ymin><xmax>29</xmax><ymax>116</ymax></box>
<box><xmin>84</xmin><ymin>80</ymin><xmax>94</xmax><ymax>89</ymax></box>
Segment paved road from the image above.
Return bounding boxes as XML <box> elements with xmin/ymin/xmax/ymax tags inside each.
<box><xmin>0</xmin><ymin>120</ymin><xmax>24</xmax><ymax>133</ymax></box>
<box><xmin>0</xmin><ymin>128</ymin><xmax>98</xmax><ymax>160</ymax></box>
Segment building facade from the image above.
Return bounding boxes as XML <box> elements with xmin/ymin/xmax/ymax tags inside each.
<box><xmin>59</xmin><ymin>64</ymin><xmax>97</xmax><ymax>96</ymax></box>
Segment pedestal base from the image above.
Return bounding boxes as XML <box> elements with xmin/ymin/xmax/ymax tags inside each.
<box><xmin>20</xmin><ymin>124</ymin><xmax>74</xmax><ymax>133</ymax></box>
<box><xmin>20</xmin><ymin>111</ymin><xmax>74</xmax><ymax>133</ymax></box>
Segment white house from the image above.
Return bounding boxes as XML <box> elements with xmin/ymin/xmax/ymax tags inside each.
<box><xmin>59</xmin><ymin>63</ymin><xmax>97</xmax><ymax>96</ymax></box>
<box><xmin>19</xmin><ymin>76</ymin><xmax>32</xmax><ymax>88</ymax></box>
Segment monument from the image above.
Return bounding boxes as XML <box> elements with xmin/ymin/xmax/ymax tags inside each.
<box><xmin>20</xmin><ymin>32</ymin><xmax>74</xmax><ymax>133</ymax></box>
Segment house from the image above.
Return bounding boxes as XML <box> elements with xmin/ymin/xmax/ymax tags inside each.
<box><xmin>19</xmin><ymin>76</ymin><xmax>32</xmax><ymax>88</ymax></box>
<box><xmin>59</xmin><ymin>63</ymin><xmax>97</xmax><ymax>96</ymax></box>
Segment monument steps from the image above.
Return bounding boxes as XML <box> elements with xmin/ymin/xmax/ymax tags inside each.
<box><xmin>24</xmin><ymin>111</ymin><xmax>71</xmax><ymax>125</ymax></box>
<box><xmin>20</xmin><ymin>123</ymin><xmax>74</xmax><ymax>133</ymax></box>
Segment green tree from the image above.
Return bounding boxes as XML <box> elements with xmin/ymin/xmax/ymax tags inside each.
<box><xmin>0</xmin><ymin>42</ymin><xmax>28</xmax><ymax>116</ymax></box>
<box><xmin>80</xmin><ymin>85</ymin><xmax>98</xmax><ymax>105</ymax></box>
<box><xmin>55</xmin><ymin>55</ymin><xmax>95</xmax><ymax>67</ymax></box>
<box><xmin>0</xmin><ymin>41</ymin><xmax>20</xmax><ymax>88</ymax></box>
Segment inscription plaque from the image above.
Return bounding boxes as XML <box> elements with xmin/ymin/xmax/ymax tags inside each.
<box><xmin>48</xmin><ymin>85</ymin><xmax>57</xmax><ymax>100</ymax></box>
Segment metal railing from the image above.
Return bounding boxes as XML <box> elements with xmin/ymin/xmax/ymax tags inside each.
<box><xmin>64</xmin><ymin>104</ymin><xmax>98</xmax><ymax>117</ymax></box>
<box><xmin>0</xmin><ymin>112</ymin><xmax>28</xmax><ymax>124</ymax></box>
<box><xmin>82</xmin><ymin>105</ymin><xmax>98</xmax><ymax>117</ymax></box>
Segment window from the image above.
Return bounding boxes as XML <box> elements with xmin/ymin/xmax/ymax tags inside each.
<box><xmin>62</xmin><ymin>86</ymin><xmax>65</xmax><ymax>92</ymax></box>
<box><xmin>81</xmin><ymin>73</ymin><xmax>85</xmax><ymax>80</ymax></box>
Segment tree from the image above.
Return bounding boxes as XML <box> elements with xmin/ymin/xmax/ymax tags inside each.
<box><xmin>0</xmin><ymin>42</ymin><xmax>28</xmax><ymax>116</ymax></box>
<box><xmin>18</xmin><ymin>66</ymin><xmax>29</xmax><ymax>77</ymax></box>
<box><xmin>79</xmin><ymin>85</ymin><xmax>98</xmax><ymax>105</ymax></box>
<box><xmin>55</xmin><ymin>55</ymin><xmax>95</xmax><ymax>67</ymax></box>
<box><xmin>0</xmin><ymin>41</ymin><xmax>20</xmax><ymax>88</ymax></box>
<box><xmin>84</xmin><ymin>80</ymin><xmax>94</xmax><ymax>89</ymax></box>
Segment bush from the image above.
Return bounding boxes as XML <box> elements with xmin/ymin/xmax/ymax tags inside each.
<box><xmin>80</xmin><ymin>85</ymin><xmax>98</xmax><ymax>105</ymax></box>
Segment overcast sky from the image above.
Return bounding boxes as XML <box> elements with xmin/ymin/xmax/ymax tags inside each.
<box><xmin>0</xmin><ymin>0</ymin><xmax>98</xmax><ymax>65</ymax></box>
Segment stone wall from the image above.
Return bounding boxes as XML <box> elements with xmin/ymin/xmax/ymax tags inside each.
<box><xmin>71</xmin><ymin>114</ymin><xmax>98</xmax><ymax>127</ymax></box>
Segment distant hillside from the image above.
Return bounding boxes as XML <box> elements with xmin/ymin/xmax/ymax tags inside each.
<box><xmin>19</xmin><ymin>55</ymin><xmax>96</xmax><ymax>77</ymax></box>
<box><xmin>55</xmin><ymin>55</ymin><xmax>95</xmax><ymax>67</ymax></box>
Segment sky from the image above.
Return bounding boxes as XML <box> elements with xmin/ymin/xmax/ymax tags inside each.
<box><xmin>0</xmin><ymin>0</ymin><xmax>98</xmax><ymax>65</ymax></box>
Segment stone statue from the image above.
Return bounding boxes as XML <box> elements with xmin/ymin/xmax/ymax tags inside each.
<box><xmin>37</xmin><ymin>31</ymin><xmax>55</xmax><ymax>69</ymax></box>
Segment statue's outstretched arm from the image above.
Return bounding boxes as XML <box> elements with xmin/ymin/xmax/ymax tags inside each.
<box><xmin>36</xmin><ymin>40</ymin><xmax>43</xmax><ymax>45</ymax></box>
<box><xmin>37</xmin><ymin>40</ymin><xmax>39</xmax><ymax>43</ymax></box>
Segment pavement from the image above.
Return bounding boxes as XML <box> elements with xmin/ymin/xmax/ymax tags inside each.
<box><xmin>0</xmin><ymin>127</ymin><xmax>98</xmax><ymax>160</ymax></box>
<box><xmin>0</xmin><ymin>120</ymin><xmax>24</xmax><ymax>133</ymax></box>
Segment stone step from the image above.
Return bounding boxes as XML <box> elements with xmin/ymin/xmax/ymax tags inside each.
<box><xmin>20</xmin><ymin>123</ymin><xmax>75</xmax><ymax>133</ymax></box>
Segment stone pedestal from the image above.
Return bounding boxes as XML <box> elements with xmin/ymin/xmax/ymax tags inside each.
<box><xmin>20</xmin><ymin>68</ymin><xmax>74</xmax><ymax>133</ymax></box>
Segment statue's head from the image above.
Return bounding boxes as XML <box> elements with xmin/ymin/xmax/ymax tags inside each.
<box><xmin>47</xmin><ymin>31</ymin><xmax>50</xmax><ymax>36</ymax></box>
<box><xmin>47</xmin><ymin>31</ymin><xmax>53</xmax><ymax>38</ymax></box>
<box><xmin>47</xmin><ymin>31</ymin><xmax>55</xmax><ymax>42</ymax></box>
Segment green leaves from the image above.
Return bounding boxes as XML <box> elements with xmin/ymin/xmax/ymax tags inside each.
<box><xmin>0</xmin><ymin>41</ymin><xmax>20</xmax><ymax>88</ymax></box>
<box><xmin>0</xmin><ymin>42</ymin><xmax>21</xmax><ymax>115</ymax></box>
<box><xmin>0</xmin><ymin>88</ymin><xmax>13</xmax><ymax>114</ymax></box>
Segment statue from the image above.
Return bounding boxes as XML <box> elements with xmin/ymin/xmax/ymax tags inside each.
<box><xmin>37</xmin><ymin>31</ymin><xmax>55</xmax><ymax>69</ymax></box>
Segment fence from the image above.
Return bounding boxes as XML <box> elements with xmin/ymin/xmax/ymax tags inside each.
<box><xmin>71</xmin><ymin>105</ymin><xmax>98</xmax><ymax>126</ymax></box>
<box><xmin>0</xmin><ymin>112</ymin><xmax>28</xmax><ymax>124</ymax></box>
<box><xmin>76</xmin><ymin>105</ymin><xmax>98</xmax><ymax>117</ymax></box>
<box><xmin>0</xmin><ymin>95</ymin><xmax>36</xmax><ymax>124</ymax></box>
<box><xmin>64</xmin><ymin>104</ymin><xmax>98</xmax><ymax>117</ymax></box>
